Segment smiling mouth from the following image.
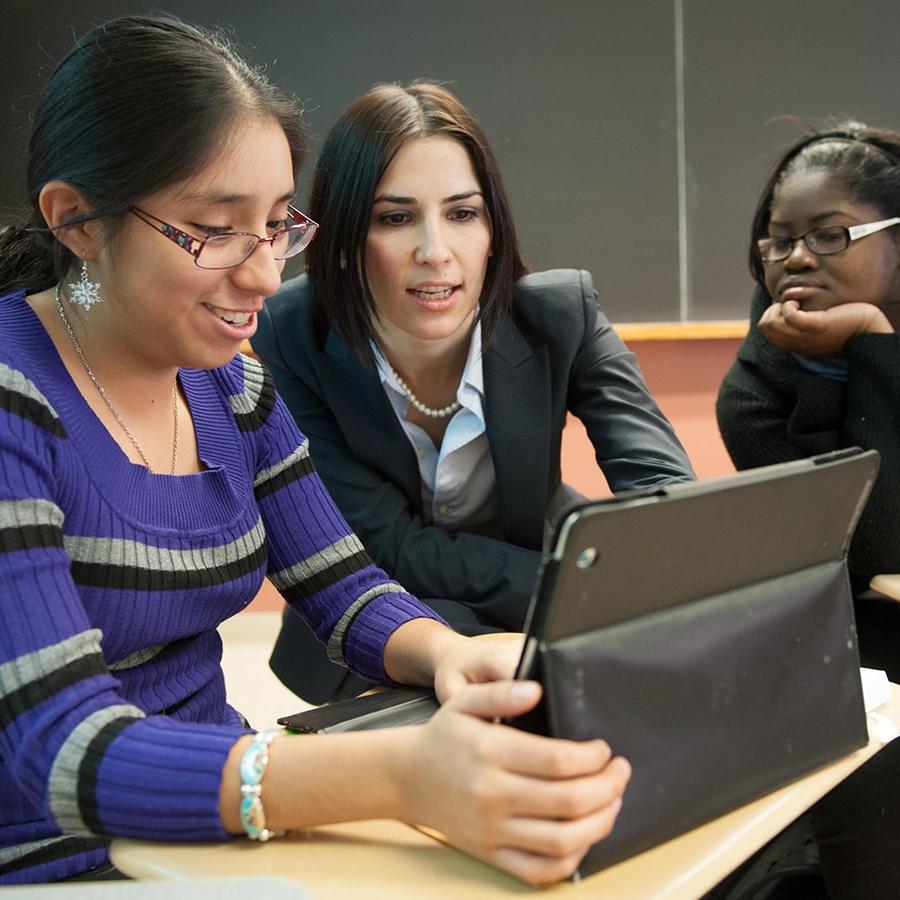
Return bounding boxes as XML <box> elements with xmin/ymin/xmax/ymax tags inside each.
<box><xmin>206</xmin><ymin>304</ymin><xmax>254</xmax><ymax>325</ymax></box>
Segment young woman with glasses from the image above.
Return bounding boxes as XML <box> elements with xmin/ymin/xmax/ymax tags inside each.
<box><xmin>715</xmin><ymin>122</ymin><xmax>900</xmax><ymax>898</ymax></box>
<box><xmin>0</xmin><ymin>16</ymin><xmax>631</xmax><ymax>884</ymax></box>
<box><xmin>250</xmin><ymin>81</ymin><xmax>696</xmax><ymax>706</ymax></box>
<box><xmin>717</xmin><ymin>122</ymin><xmax>900</xmax><ymax>628</ymax></box>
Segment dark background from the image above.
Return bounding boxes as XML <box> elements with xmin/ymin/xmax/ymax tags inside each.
<box><xmin>3</xmin><ymin>1</ymin><xmax>900</xmax><ymax>322</ymax></box>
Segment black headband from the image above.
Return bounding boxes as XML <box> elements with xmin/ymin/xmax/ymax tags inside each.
<box><xmin>791</xmin><ymin>130</ymin><xmax>900</xmax><ymax>170</ymax></box>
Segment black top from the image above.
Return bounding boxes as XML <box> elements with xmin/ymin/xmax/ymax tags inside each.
<box><xmin>717</xmin><ymin>286</ymin><xmax>900</xmax><ymax>590</ymax></box>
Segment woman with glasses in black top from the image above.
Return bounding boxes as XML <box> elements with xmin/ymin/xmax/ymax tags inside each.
<box><xmin>716</xmin><ymin>120</ymin><xmax>900</xmax><ymax>899</ymax></box>
<box><xmin>717</xmin><ymin>121</ymin><xmax>900</xmax><ymax>649</ymax></box>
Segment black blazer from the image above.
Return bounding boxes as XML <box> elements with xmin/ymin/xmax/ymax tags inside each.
<box><xmin>253</xmin><ymin>269</ymin><xmax>694</xmax><ymax>632</ymax></box>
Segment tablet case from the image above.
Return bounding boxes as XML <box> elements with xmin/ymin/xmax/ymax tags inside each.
<box><xmin>515</xmin><ymin>447</ymin><xmax>879</xmax><ymax>877</ymax></box>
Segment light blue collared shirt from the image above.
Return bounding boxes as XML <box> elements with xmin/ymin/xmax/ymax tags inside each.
<box><xmin>373</xmin><ymin>321</ymin><xmax>502</xmax><ymax>536</ymax></box>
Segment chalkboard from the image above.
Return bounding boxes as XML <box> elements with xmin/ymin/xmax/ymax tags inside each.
<box><xmin>3</xmin><ymin>0</ymin><xmax>899</xmax><ymax>323</ymax></box>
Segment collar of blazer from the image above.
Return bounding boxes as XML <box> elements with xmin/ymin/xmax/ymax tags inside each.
<box><xmin>319</xmin><ymin>310</ymin><xmax>552</xmax><ymax>550</ymax></box>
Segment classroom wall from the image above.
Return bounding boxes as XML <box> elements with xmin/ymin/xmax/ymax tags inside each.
<box><xmin>5</xmin><ymin>1</ymin><xmax>900</xmax><ymax>323</ymax></box>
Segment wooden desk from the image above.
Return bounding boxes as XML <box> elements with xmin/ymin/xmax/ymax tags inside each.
<box><xmin>871</xmin><ymin>573</ymin><xmax>900</xmax><ymax>603</ymax></box>
<box><xmin>112</xmin><ymin>685</ymin><xmax>900</xmax><ymax>900</ymax></box>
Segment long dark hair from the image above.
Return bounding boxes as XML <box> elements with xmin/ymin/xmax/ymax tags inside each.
<box><xmin>0</xmin><ymin>14</ymin><xmax>306</xmax><ymax>296</ymax></box>
<box><xmin>749</xmin><ymin>120</ymin><xmax>900</xmax><ymax>288</ymax></box>
<box><xmin>307</xmin><ymin>80</ymin><xmax>527</xmax><ymax>362</ymax></box>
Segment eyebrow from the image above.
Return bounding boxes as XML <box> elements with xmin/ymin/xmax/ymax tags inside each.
<box><xmin>372</xmin><ymin>190</ymin><xmax>484</xmax><ymax>205</ymax></box>
<box><xmin>769</xmin><ymin>209</ymin><xmax>850</xmax><ymax>228</ymax></box>
<box><xmin>175</xmin><ymin>189</ymin><xmax>296</xmax><ymax>206</ymax></box>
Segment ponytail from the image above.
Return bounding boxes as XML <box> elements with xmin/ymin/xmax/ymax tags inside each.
<box><xmin>0</xmin><ymin>214</ymin><xmax>68</xmax><ymax>296</ymax></box>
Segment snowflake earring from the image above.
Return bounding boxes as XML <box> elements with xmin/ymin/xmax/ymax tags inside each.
<box><xmin>68</xmin><ymin>260</ymin><xmax>103</xmax><ymax>310</ymax></box>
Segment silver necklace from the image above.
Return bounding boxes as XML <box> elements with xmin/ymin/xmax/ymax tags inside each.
<box><xmin>387</xmin><ymin>363</ymin><xmax>461</xmax><ymax>419</ymax></box>
<box><xmin>55</xmin><ymin>285</ymin><xmax>179</xmax><ymax>474</ymax></box>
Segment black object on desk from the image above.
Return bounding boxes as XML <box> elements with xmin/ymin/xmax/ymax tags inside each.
<box><xmin>276</xmin><ymin>448</ymin><xmax>878</xmax><ymax>879</ymax></box>
<box><xmin>515</xmin><ymin>447</ymin><xmax>879</xmax><ymax>877</ymax></box>
<box><xmin>278</xmin><ymin>687</ymin><xmax>438</xmax><ymax>733</ymax></box>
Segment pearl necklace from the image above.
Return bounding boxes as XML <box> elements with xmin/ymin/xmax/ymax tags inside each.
<box><xmin>55</xmin><ymin>285</ymin><xmax>179</xmax><ymax>474</ymax></box>
<box><xmin>388</xmin><ymin>364</ymin><xmax>461</xmax><ymax>419</ymax></box>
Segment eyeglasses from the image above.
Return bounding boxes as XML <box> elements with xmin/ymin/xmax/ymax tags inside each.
<box><xmin>758</xmin><ymin>217</ymin><xmax>900</xmax><ymax>264</ymax></box>
<box><xmin>128</xmin><ymin>205</ymin><xmax>318</xmax><ymax>269</ymax></box>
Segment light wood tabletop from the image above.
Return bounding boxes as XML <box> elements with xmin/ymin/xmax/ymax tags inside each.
<box><xmin>870</xmin><ymin>573</ymin><xmax>900</xmax><ymax>603</ymax></box>
<box><xmin>112</xmin><ymin>684</ymin><xmax>900</xmax><ymax>900</ymax></box>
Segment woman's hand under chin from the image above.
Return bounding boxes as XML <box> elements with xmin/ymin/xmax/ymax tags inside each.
<box><xmin>759</xmin><ymin>299</ymin><xmax>895</xmax><ymax>356</ymax></box>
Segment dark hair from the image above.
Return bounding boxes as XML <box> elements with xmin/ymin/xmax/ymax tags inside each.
<box><xmin>306</xmin><ymin>80</ymin><xmax>527</xmax><ymax>362</ymax></box>
<box><xmin>0</xmin><ymin>14</ymin><xmax>306</xmax><ymax>296</ymax></box>
<box><xmin>749</xmin><ymin>120</ymin><xmax>900</xmax><ymax>287</ymax></box>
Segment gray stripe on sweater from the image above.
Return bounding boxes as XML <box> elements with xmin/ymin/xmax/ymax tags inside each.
<box><xmin>253</xmin><ymin>438</ymin><xmax>310</xmax><ymax>489</ymax></box>
<box><xmin>0</xmin><ymin>630</ymin><xmax>104</xmax><ymax>701</ymax></box>
<box><xmin>0</xmin><ymin>834</ymin><xmax>103</xmax><ymax>867</ymax></box>
<box><xmin>108</xmin><ymin>643</ymin><xmax>167</xmax><ymax>671</ymax></box>
<box><xmin>0</xmin><ymin>361</ymin><xmax>60</xmax><ymax>417</ymax></box>
<box><xmin>327</xmin><ymin>582</ymin><xmax>404</xmax><ymax>665</ymax></box>
<box><xmin>49</xmin><ymin>703</ymin><xmax>146</xmax><ymax>833</ymax></box>
<box><xmin>62</xmin><ymin>517</ymin><xmax>265</xmax><ymax>570</ymax></box>
<box><xmin>0</xmin><ymin>497</ymin><xmax>65</xmax><ymax>530</ymax></box>
<box><xmin>229</xmin><ymin>354</ymin><xmax>266</xmax><ymax>416</ymax></box>
<box><xmin>269</xmin><ymin>533</ymin><xmax>365</xmax><ymax>592</ymax></box>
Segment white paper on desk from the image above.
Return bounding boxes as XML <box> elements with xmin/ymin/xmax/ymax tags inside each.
<box><xmin>861</xmin><ymin>667</ymin><xmax>900</xmax><ymax>744</ymax></box>
<box><xmin>861</xmin><ymin>667</ymin><xmax>890</xmax><ymax>712</ymax></box>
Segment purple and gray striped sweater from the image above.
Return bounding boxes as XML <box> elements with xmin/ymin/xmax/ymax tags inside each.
<box><xmin>0</xmin><ymin>289</ymin><xmax>440</xmax><ymax>883</ymax></box>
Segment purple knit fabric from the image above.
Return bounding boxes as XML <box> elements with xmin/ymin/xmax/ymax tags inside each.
<box><xmin>0</xmin><ymin>289</ymin><xmax>441</xmax><ymax>883</ymax></box>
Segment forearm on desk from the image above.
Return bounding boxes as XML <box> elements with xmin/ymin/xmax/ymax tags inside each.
<box><xmin>218</xmin><ymin>619</ymin><xmax>462</xmax><ymax>834</ymax></box>
<box><xmin>219</xmin><ymin>727</ymin><xmax>411</xmax><ymax>834</ymax></box>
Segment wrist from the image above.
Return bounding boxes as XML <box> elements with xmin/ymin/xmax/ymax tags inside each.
<box><xmin>239</xmin><ymin>729</ymin><xmax>284</xmax><ymax>841</ymax></box>
<box><xmin>220</xmin><ymin>734</ymin><xmax>254</xmax><ymax>833</ymax></box>
<box><xmin>863</xmin><ymin>308</ymin><xmax>895</xmax><ymax>334</ymax></box>
<box><xmin>382</xmin><ymin>726</ymin><xmax>426</xmax><ymax>826</ymax></box>
<box><xmin>226</xmin><ymin>728</ymin><xmax>421</xmax><ymax>832</ymax></box>
<box><xmin>383</xmin><ymin>618</ymin><xmax>460</xmax><ymax>686</ymax></box>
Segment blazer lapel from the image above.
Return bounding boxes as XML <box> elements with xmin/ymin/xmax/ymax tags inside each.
<box><xmin>319</xmin><ymin>329</ymin><xmax>422</xmax><ymax>508</ymax></box>
<box><xmin>484</xmin><ymin>317</ymin><xmax>551</xmax><ymax>549</ymax></box>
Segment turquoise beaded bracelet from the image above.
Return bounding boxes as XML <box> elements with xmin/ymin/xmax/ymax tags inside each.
<box><xmin>239</xmin><ymin>728</ymin><xmax>283</xmax><ymax>841</ymax></box>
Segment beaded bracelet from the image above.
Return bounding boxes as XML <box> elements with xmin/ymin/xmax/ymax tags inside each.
<box><xmin>239</xmin><ymin>728</ymin><xmax>284</xmax><ymax>842</ymax></box>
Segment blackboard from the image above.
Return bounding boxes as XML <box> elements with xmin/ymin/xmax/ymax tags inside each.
<box><xmin>3</xmin><ymin>0</ymin><xmax>900</xmax><ymax>323</ymax></box>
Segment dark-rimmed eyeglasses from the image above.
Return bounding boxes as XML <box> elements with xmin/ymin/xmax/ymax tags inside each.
<box><xmin>758</xmin><ymin>217</ymin><xmax>900</xmax><ymax>264</ymax></box>
<box><xmin>129</xmin><ymin>205</ymin><xmax>318</xmax><ymax>269</ymax></box>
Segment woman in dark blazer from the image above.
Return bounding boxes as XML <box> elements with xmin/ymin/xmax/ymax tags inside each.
<box><xmin>252</xmin><ymin>81</ymin><xmax>694</xmax><ymax>703</ymax></box>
